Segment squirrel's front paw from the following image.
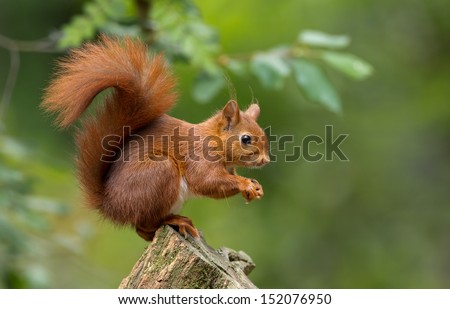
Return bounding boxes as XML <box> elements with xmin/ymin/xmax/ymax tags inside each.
<box><xmin>242</xmin><ymin>178</ymin><xmax>264</xmax><ymax>202</ymax></box>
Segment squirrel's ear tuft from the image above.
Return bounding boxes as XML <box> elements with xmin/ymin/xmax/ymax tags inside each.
<box><xmin>245</xmin><ymin>104</ymin><xmax>260</xmax><ymax>121</ymax></box>
<box><xmin>222</xmin><ymin>100</ymin><xmax>240</xmax><ymax>130</ymax></box>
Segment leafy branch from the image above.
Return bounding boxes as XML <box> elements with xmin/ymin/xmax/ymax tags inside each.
<box><xmin>0</xmin><ymin>33</ymin><xmax>61</xmax><ymax>124</ymax></box>
<box><xmin>0</xmin><ymin>134</ymin><xmax>88</xmax><ymax>288</ymax></box>
<box><xmin>0</xmin><ymin>0</ymin><xmax>374</xmax><ymax>121</ymax></box>
<box><xmin>0</xmin><ymin>0</ymin><xmax>373</xmax><ymax>114</ymax></box>
<box><xmin>55</xmin><ymin>0</ymin><xmax>373</xmax><ymax>113</ymax></box>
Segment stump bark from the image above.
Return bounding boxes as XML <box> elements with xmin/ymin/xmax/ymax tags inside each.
<box><xmin>119</xmin><ymin>225</ymin><xmax>257</xmax><ymax>289</ymax></box>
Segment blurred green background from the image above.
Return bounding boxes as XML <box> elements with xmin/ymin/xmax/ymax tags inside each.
<box><xmin>0</xmin><ymin>0</ymin><xmax>449</xmax><ymax>288</ymax></box>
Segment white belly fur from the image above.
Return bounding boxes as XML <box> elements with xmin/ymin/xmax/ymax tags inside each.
<box><xmin>170</xmin><ymin>177</ymin><xmax>192</xmax><ymax>214</ymax></box>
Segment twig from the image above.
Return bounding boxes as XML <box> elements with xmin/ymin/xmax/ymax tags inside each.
<box><xmin>0</xmin><ymin>33</ymin><xmax>59</xmax><ymax>121</ymax></box>
<box><xmin>0</xmin><ymin>33</ymin><xmax>59</xmax><ymax>53</ymax></box>
<box><xmin>135</xmin><ymin>0</ymin><xmax>155</xmax><ymax>44</ymax></box>
<box><xmin>0</xmin><ymin>35</ymin><xmax>20</xmax><ymax>121</ymax></box>
<box><xmin>217</xmin><ymin>44</ymin><xmax>318</xmax><ymax>67</ymax></box>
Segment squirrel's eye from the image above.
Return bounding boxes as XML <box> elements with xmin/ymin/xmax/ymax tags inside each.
<box><xmin>241</xmin><ymin>135</ymin><xmax>252</xmax><ymax>145</ymax></box>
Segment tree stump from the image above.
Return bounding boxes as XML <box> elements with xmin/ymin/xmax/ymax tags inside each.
<box><xmin>119</xmin><ymin>225</ymin><xmax>257</xmax><ymax>289</ymax></box>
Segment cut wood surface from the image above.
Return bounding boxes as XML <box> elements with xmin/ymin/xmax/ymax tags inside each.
<box><xmin>119</xmin><ymin>225</ymin><xmax>257</xmax><ymax>289</ymax></box>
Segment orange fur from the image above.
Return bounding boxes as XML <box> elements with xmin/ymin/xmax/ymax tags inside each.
<box><xmin>42</xmin><ymin>35</ymin><xmax>269</xmax><ymax>241</ymax></box>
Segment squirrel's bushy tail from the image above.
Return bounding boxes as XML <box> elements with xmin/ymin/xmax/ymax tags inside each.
<box><xmin>42</xmin><ymin>35</ymin><xmax>177</xmax><ymax>209</ymax></box>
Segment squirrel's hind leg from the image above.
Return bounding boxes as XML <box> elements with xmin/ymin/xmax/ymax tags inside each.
<box><xmin>135</xmin><ymin>215</ymin><xmax>199</xmax><ymax>241</ymax></box>
<box><xmin>135</xmin><ymin>226</ymin><xmax>157</xmax><ymax>241</ymax></box>
<box><xmin>162</xmin><ymin>214</ymin><xmax>199</xmax><ymax>239</ymax></box>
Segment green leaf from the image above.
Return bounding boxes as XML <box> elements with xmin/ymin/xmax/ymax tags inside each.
<box><xmin>192</xmin><ymin>72</ymin><xmax>226</xmax><ymax>103</ymax></box>
<box><xmin>57</xmin><ymin>27</ymin><xmax>83</xmax><ymax>49</ymax></box>
<box><xmin>0</xmin><ymin>216</ymin><xmax>24</xmax><ymax>250</ymax></box>
<box><xmin>298</xmin><ymin>30</ymin><xmax>350</xmax><ymax>49</ymax></box>
<box><xmin>16</xmin><ymin>208</ymin><xmax>50</xmax><ymax>231</ymax></box>
<box><xmin>84</xmin><ymin>2</ymin><xmax>107</xmax><ymax>26</ymax></box>
<box><xmin>97</xmin><ymin>0</ymin><xmax>136</xmax><ymax>20</ymax></box>
<box><xmin>152</xmin><ymin>1</ymin><xmax>221</xmax><ymax>73</ymax></box>
<box><xmin>321</xmin><ymin>51</ymin><xmax>373</xmax><ymax>80</ymax></box>
<box><xmin>225</xmin><ymin>59</ymin><xmax>247</xmax><ymax>76</ymax></box>
<box><xmin>101</xmin><ymin>22</ymin><xmax>140</xmax><ymax>37</ymax></box>
<box><xmin>57</xmin><ymin>0</ymin><xmax>138</xmax><ymax>48</ymax></box>
<box><xmin>188</xmin><ymin>21</ymin><xmax>218</xmax><ymax>42</ymax></box>
<box><xmin>52</xmin><ymin>234</ymin><xmax>82</xmax><ymax>254</ymax></box>
<box><xmin>58</xmin><ymin>16</ymin><xmax>96</xmax><ymax>48</ymax></box>
<box><xmin>0</xmin><ymin>166</ymin><xmax>24</xmax><ymax>183</ymax></box>
<box><xmin>250</xmin><ymin>53</ymin><xmax>290</xmax><ymax>89</ymax></box>
<box><xmin>291</xmin><ymin>59</ymin><xmax>342</xmax><ymax>113</ymax></box>
<box><xmin>0</xmin><ymin>136</ymin><xmax>27</xmax><ymax>159</ymax></box>
<box><xmin>24</xmin><ymin>196</ymin><xmax>68</xmax><ymax>215</ymax></box>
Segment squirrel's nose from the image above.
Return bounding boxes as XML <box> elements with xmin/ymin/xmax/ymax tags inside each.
<box><xmin>260</xmin><ymin>155</ymin><xmax>270</xmax><ymax>165</ymax></box>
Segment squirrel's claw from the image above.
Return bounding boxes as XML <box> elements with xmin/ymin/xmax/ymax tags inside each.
<box><xmin>163</xmin><ymin>214</ymin><xmax>200</xmax><ymax>239</ymax></box>
<box><xmin>242</xmin><ymin>178</ymin><xmax>264</xmax><ymax>202</ymax></box>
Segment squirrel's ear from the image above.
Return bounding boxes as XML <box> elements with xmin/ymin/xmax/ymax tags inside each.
<box><xmin>245</xmin><ymin>104</ymin><xmax>260</xmax><ymax>121</ymax></box>
<box><xmin>222</xmin><ymin>100</ymin><xmax>240</xmax><ymax>130</ymax></box>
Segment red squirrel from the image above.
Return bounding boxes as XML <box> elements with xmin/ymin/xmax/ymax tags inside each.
<box><xmin>42</xmin><ymin>35</ymin><xmax>270</xmax><ymax>241</ymax></box>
